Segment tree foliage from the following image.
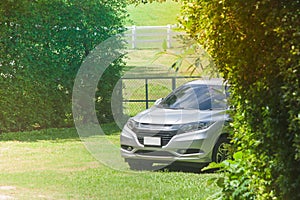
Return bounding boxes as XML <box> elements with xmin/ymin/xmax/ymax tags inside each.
<box><xmin>127</xmin><ymin>0</ymin><xmax>169</xmax><ymax>5</ymax></box>
<box><xmin>0</xmin><ymin>0</ymin><xmax>127</xmax><ymax>132</ymax></box>
<box><xmin>178</xmin><ymin>0</ymin><xmax>300</xmax><ymax>199</ymax></box>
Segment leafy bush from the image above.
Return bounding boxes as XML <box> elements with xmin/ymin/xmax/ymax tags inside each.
<box><xmin>178</xmin><ymin>0</ymin><xmax>300</xmax><ymax>199</ymax></box>
<box><xmin>0</xmin><ymin>0</ymin><xmax>127</xmax><ymax>132</ymax></box>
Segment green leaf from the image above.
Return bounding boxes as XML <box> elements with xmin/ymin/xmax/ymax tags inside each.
<box><xmin>216</xmin><ymin>177</ymin><xmax>225</xmax><ymax>188</ymax></box>
<box><xmin>201</xmin><ymin>162</ymin><xmax>223</xmax><ymax>172</ymax></box>
<box><xmin>233</xmin><ymin>151</ymin><xmax>243</xmax><ymax>161</ymax></box>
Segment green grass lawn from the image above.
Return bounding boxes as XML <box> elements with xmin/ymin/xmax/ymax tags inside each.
<box><xmin>0</xmin><ymin>125</ymin><xmax>221</xmax><ymax>199</ymax></box>
<box><xmin>0</xmin><ymin>2</ymin><xmax>221</xmax><ymax>200</ymax></box>
<box><xmin>126</xmin><ymin>0</ymin><xmax>181</xmax><ymax>26</ymax></box>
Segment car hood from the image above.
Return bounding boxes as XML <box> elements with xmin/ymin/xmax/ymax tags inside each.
<box><xmin>133</xmin><ymin>106</ymin><xmax>228</xmax><ymax>125</ymax></box>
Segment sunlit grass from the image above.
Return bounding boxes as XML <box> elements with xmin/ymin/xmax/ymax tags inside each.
<box><xmin>0</xmin><ymin>125</ymin><xmax>221</xmax><ymax>199</ymax></box>
<box><xmin>126</xmin><ymin>0</ymin><xmax>181</xmax><ymax>26</ymax></box>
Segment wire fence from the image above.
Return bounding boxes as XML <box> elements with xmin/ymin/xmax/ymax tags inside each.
<box><xmin>121</xmin><ymin>76</ymin><xmax>201</xmax><ymax>116</ymax></box>
<box><xmin>118</xmin><ymin>25</ymin><xmax>200</xmax><ymax>117</ymax></box>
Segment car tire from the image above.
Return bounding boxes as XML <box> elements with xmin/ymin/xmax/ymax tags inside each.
<box><xmin>127</xmin><ymin>159</ymin><xmax>153</xmax><ymax>171</ymax></box>
<box><xmin>212</xmin><ymin>136</ymin><xmax>230</xmax><ymax>163</ymax></box>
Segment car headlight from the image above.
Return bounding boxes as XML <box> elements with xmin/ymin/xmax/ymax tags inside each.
<box><xmin>177</xmin><ymin>121</ymin><xmax>214</xmax><ymax>134</ymax></box>
<box><xmin>127</xmin><ymin>118</ymin><xmax>138</xmax><ymax>130</ymax></box>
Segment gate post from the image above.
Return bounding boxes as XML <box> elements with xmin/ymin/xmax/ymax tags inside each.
<box><xmin>172</xmin><ymin>77</ymin><xmax>176</xmax><ymax>90</ymax></box>
<box><xmin>145</xmin><ymin>78</ymin><xmax>149</xmax><ymax>109</ymax></box>
<box><xmin>167</xmin><ymin>24</ymin><xmax>172</xmax><ymax>48</ymax></box>
<box><xmin>132</xmin><ymin>25</ymin><xmax>137</xmax><ymax>49</ymax></box>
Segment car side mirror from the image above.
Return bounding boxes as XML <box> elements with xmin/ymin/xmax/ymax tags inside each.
<box><xmin>154</xmin><ymin>98</ymin><xmax>163</xmax><ymax>105</ymax></box>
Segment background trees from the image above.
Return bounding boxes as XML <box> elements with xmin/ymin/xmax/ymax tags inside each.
<box><xmin>0</xmin><ymin>0</ymin><xmax>127</xmax><ymax>132</ymax></box>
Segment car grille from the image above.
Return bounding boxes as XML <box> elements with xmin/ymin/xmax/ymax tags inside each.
<box><xmin>135</xmin><ymin>130</ymin><xmax>177</xmax><ymax>146</ymax></box>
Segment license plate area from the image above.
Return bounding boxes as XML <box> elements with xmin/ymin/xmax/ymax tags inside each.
<box><xmin>144</xmin><ymin>137</ymin><xmax>161</xmax><ymax>146</ymax></box>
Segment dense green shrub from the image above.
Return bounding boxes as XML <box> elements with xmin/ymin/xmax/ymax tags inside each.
<box><xmin>178</xmin><ymin>0</ymin><xmax>300</xmax><ymax>199</ymax></box>
<box><xmin>0</xmin><ymin>0</ymin><xmax>127</xmax><ymax>132</ymax></box>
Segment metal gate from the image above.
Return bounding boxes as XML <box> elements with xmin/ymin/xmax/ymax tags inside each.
<box><xmin>121</xmin><ymin>76</ymin><xmax>201</xmax><ymax>116</ymax></box>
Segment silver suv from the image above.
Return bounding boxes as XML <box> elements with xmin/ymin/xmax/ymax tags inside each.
<box><xmin>120</xmin><ymin>78</ymin><xmax>230</xmax><ymax>170</ymax></box>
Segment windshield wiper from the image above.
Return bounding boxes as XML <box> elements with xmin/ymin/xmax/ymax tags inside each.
<box><xmin>157</xmin><ymin>104</ymin><xmax>185</xmax><ymax>110</ymax></box>
<box><xmin>169</xmin><ymin>107</ymin><xmax>185</xmax><ymax>110</ymax></box>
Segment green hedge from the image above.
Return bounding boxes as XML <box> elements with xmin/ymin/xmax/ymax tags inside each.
<box><xmin>0</xmin><ymin>0</ymin><xmax>127</xmax><ymax>132</ymax></box>
<box><xmin>178</xmin><ymin>0</ymin><xmax>300</xmax><ymax>199</ymax></box>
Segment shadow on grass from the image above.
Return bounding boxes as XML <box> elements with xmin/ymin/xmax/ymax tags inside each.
<box><xmin>0</xmin><ymin>123</ymin><xmax>121</xmax><ymax>142</ymax></box>
<box><xmin>130</xmin><ymin>162</ymin><xmax>215</xmax><ymax>174</ymax></box>
<box><xmin>158</xmin><ymin>162</ymin><xmax>212</xmax><ymax>174</ymax></box>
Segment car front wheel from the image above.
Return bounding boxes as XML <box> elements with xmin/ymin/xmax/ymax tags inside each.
<box><xmin>212</xmin><ymin>136</ymin><xmax>230</xmax><ymax>163</ymax></box>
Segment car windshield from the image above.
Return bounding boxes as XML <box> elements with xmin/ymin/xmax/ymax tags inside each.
<box><xmin>157</xmin><ymin>84</ymin><xmax>227</xmax><ymax>110</ymax></box>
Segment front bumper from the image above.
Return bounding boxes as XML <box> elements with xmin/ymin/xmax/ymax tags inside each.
<box><xmin>120</xmin><ymin>122</ymin><xmax>222</xmax><ymax>164</ymax></box>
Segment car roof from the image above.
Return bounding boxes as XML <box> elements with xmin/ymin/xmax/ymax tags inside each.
<box><xmin>184</xmin><ymin>78</ymin><xmax>225</xmax><ymax>86</ymax></box>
